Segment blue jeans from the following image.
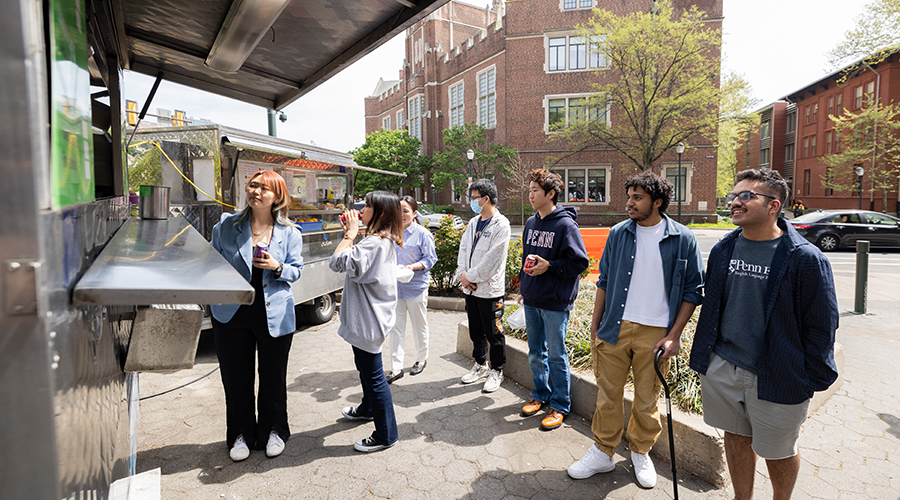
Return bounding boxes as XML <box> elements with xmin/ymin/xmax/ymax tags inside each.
<box><xmin>524</xmin><ymin>305</ymin><xmax>571</xmax><ymax>414</ymax></box>
<box><xmin>352</xmin><ymin>346</ymin><xmax>399</xmax><ymax>446</ymax></box>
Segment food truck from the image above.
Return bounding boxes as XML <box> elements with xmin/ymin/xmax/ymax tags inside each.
<box><xmin>129</xmin><ymin>124</ymin><xmax>404</xmax><ymax>325</ymax></box>
<box><xmin>0</xmin><ymin>0</ymin><xmax>443</xmax><ymax>498</ymax></box>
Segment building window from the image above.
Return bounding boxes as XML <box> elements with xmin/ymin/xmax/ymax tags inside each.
<box><xmin>760</xmin><ymin>148</ymin><xmax>769</xmax><ymax>166</ymax></box>
<box><xmin>855</xmin><ymin>86</ymin><xmax>863</xmax><ymax>108</ymax></box>
<box><xmin>760</xmin><ymin>121</ymin><xmax>770</xmax><ymax>139</ymax></box>
<box><xmin>450</xmin><ymin>179</ymin><xmax>462</xmax><ymax>203</ymax></box>
<box><xmin>397</xmin><ymin>109</ymin><xmax>405</xmax><ymax>129</ymax></box>
<box><xmin>449</xmin><ymin>82</ymin><xmax>464</xmax><ymax>128</ymax></box>
<box><xmin>662</xmin><ymin>163</ymin><xmax>692</xmax><ymax>202</ymax></box>
<box><xmin>383</xmin><ymin>116</ymin><xmax>391</xmax><ymax>129</ymax></box>
<box><xmin>804</xmin><ymin>170</ymin><xmax>810</xmax><ymax>196</ymax></box>
<box><xmin>827</xmin><ymin>170</ymin><xmax>834</xmax><ymax>196</ymax></box>
<box><xmin>569</xmin><ymin>37</ymin><xmax>587</xmax><ymax>70</ymax></box>
<box><xmin>478</xmin><ymin>67</ymin><xmax>496</xmax><ymax>128</ymax></box>
<box><xmin>836</xmin><ymin>94</ymin><xmax>842</xmax><ymax>114</ymax></box>
<box><xmin>827</xmin><ymin>96</ymin><xmax>834</xmax><ymax>118</ymax></box>
<box><xmin>803</xmin><ymin>137</ymin><xmax>809</xmax><ymax>157</ymax></box>
<box><xmin>562</xmin><ymin>0</ymin><xmax>592</xmax><ymax>10</ymax></box>
<box><xmin>548</xmin><ymin>34</ymin><xmax>606</xmax><ymax>72</ymax></box>
<box><xmin>811</xmin><ymin>135</ymin><xmax>817</xmax><ymax>156</ymax></box>
<box><xmin>826</xmin><ymin>131</ymin><xmax>832</xmax><ymax>153</ymax></box>
<box><xmin>545</xmin><ymin>95</ymin><xmax>608</xmax><ymax>132</ymax></box>
<box><xmin>589</xmin><ymin>35</ymin><xmax>607</xmax><ymax>68</ymax></box>
<box><xmin>786</xmin><ymin>112</ymin><xmax>795</xmax><ymax>133</ymax></box>
<box><xmin>813</xmin><ymin>103</ymin><xmax>818</xmax><ymax>123</ymax></box>
<box><xmin>548</xmin><ymin>166</ymin><xmax>608</xmax><ymax>203</ymax></box>
<box><xmin>834</xmin><ymin>130</ymin><xmax>840</xmax><ymax>152</ymax></box>
<box><xmin>549</xmin><ymin>38</ymin><xmax>566</xmax><ymax>71</ymax></box>
<box><xmin>805</xmin><ymin>106</ymin><xmax>810</xmax><ymax>125</ymax></box>
<box><xmin>409</xmin><ymin>95</ymin><xmax>424</xmax><ymax>141</ymax></box>
<box><xmin>785</xmin><ymin>143</ymin><xmax>794</xmax><ymax>161</ymax></box>
<box><xmin>866</xmin><ymin>81</ymin><xmax>875</xmax><ymax>105</ymax></box>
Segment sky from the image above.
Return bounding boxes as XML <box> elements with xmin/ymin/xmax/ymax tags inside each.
<box><xmin>123</xmin><ymin>0</ymin><xmax>866</xmax><ymax>154</ymax></box>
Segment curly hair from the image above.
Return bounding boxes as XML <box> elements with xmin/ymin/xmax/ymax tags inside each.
<box><xmin>624</xmin><ymin>171</ymin><xmax>673</xmax><ymax>213</ymax></box>
<box><xmin>529</xmin><ymin>169</ymin><xmax>563</xmax><ymax>204</ymax></box>
<box><xmin>736</xmin><ymin>168</ymin><xmax>789</xmax><ymax>206</ymax></box>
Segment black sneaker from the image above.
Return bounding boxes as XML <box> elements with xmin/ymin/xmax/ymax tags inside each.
<box><xmin>410</xmin><ymin>361</ymin><xmax>426</xmax><ymax>375</ymax></box>
<box><xmin>353</xmin><ymin>435</ymin><xmax>397</xmax><ymax>453</ymax></box>
<box><xmin>341</xmin><ymin>406</ymin><xmax>374</xmax><ymax>421</ymax></box>
<box><xmin>385</xmin><ymin>370</ymin><xmax>404</xmax><ymax>384</ymax></box>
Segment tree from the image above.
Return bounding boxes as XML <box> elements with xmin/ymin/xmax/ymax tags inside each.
<box><xmin>350</xmin><ymin>129</ymin><xmax>431</xmax><ymax>195</ymax></box>
<box><xmin>552</xmin><ymin>0</ymin><xmax>721</xmax><ymax>172</ymax></box>
<box><xmin>431</xmin><ymin>122</ymin><xmax>517</xmax><ymax>199</ymax></box>
<box><xmin>826</xmin><ymin>0</ymin><xmax>900</xmax><ymax>73</ymax></box>
<box><xmin>822</xmin><ymin>101</ymin><xmax>900</xmax><ymax>210</ymax></box>
<box><xmin>717</xmin><ymin>71</ymin><xmax>761</xmax><ymax>198</ymax></box>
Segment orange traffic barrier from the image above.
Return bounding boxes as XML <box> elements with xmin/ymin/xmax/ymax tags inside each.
<box><xmin>580</xmin><ymin>227</ymin><xmax>609</xmax><ymax>274</ymax></box>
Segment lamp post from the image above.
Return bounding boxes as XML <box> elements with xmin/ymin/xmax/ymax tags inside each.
<box><xmin>431</xmin><ymin>184</ymin><xmax>435</xmax><ymax>212</ymax></box>
<box><xmin>676</xmin><ymin>142</ymin><xmax>685</xmax><ymax>223</ymax></box>
<box><xmin>466</xmin><ymin>149</ymin><xmax>475</xmax><ymax>188</ymax></box>
<box><xmin>855</xmin><ymin>166</ymin><xmax>864</xmax><ymax>210</ymax></box>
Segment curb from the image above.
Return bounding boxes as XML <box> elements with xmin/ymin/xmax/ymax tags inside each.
<box><xmin>455</xmin><ymin>320</ymin><xmax>845</xmax><ymax>489</ymax></box>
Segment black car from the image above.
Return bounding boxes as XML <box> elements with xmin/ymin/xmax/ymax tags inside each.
<box><xmin>791</xmin><ymin>210</ymin><xmax>900</xmax><ymax>251</ymax></box>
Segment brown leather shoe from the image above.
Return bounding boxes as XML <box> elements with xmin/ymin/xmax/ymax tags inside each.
<box><xmin>522</xmin><ymin>399</ymin><xmax>542</xmax><ymax>416</ymax></box>
<box><xmin>541</xmin><ymin>409</ymin><xmax>565</xmax><ymax>430</ymax></box>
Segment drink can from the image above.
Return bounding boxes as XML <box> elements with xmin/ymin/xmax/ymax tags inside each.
<box><xmin>525</xmin><ymin>255</ymin><xmax>536</xmax><ymax>268</ymax></box>
<box><xmin>253</xmin><ymin>242</ymin><xmax>268</xmax><ymax>259</ymax></box>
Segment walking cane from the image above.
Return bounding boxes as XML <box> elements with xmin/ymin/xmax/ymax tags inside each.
<box><xmin>654</xmin><ymin>347</ymin><xmax>678</xmax><ymax>500</ymax></box>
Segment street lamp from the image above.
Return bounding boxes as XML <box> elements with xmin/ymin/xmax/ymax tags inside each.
<box><xmin>676</xmin><ymin>142</ymin><xmax>685</xmax><ymax>223</ymax></box>
<box><xmin>855</xmin><ymin>166</ymin><xmax>864</xmax><ymax>210</ymax></box>
<box><xmin>431</xmin><ymin>184</ymin><xmax>435</xmax><ymax>212</ymax></box>
<box><xmin>466</xmin><ymin>149</ymin><xmax>475</xmax><ymax>188</ymax></box>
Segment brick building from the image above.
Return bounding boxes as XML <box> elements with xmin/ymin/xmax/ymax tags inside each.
<box><xmin>364</xmin><ymin>0</ymin><xmax>722</xmax><ymax>224</ymax></box>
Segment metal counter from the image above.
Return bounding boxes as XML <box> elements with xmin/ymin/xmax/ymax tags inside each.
<box><xmin>73</xmin><ymin>217</ymin><xmax>254</xmax><ymax>305</ymax></box>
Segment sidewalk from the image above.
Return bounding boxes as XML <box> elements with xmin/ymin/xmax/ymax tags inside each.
<box><xmin>136</xmin><ymin>296</ymin><xmax>900</xmax><ymax>499</ymax></box>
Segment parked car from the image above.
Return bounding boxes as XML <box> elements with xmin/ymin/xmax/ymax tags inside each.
<box><xmin>790</xmin><ymin>209</ymin><xmax>900</xmax><ymax>251</ymax></box>
<box><xmin>416</xmin><ymin>203</ymin><xmax>464</xmax><ymax>230</ymax></box>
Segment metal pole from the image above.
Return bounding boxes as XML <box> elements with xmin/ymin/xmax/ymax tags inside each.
<box><xmin>677</xmin><ymin>151</ymin><xmax>682</xmax><ymax>223</ymax></box>
<box><xmin>858</xmin><ymin>174</ymin><xmax>863</xmax><ymax>210</ymax></box>
<box><xmin>431</xmin><ymin>184</ymin><xmax>435</xmax><ymax>212</ymax></box>
<box><xmin>854</xmin><ymin>240</ymin><xmax>869</xmax><ymax>314</ymax></box>
<box><xmin>267</xmin><ymin>109</ymin><xmax>277</xmax><ymax>137</ymax></box>
<box><xmin>468</xmin><ymin>159</ymin><xmax>473</xmax><ymax>186</ymax></box>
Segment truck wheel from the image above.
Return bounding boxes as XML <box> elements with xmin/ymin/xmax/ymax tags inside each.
<box><xmin>304</xmin><ymin>292</ymin><xmax>336</xmax><ymax>325</ymax></box>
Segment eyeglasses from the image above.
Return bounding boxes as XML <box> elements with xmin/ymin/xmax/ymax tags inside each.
<box><xmin>725</xmin><ymin>191</ymin><xmax>777</xmax><ymax>204</ymax></box>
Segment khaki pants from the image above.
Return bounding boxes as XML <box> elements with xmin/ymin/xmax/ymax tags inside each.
<box><xmin>591</xmin><ymin>320</ymin><xmax>669</xmax><ymax>457</ymax></box>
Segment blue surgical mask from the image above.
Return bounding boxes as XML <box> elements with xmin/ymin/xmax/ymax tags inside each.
<box><xmin>470</xmin><ymin>197</ymin><xmax>483</xmax><ymax>214</ymax></box>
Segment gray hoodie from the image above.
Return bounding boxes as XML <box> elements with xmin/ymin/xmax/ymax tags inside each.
<box><xmin>329</xmin><ymin>235</ymin><xmax>397</xmax><ymax>354</ymax></box>
<box><xmin>455</xmin><ymin>212</ymin><xmax>511</xmax><ymax>299</ymax></box>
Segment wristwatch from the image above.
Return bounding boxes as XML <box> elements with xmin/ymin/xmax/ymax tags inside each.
<box><xmin>275</xmin><ymin>262</ymin><xmax>284</xmax><ymax>275</ymax></box>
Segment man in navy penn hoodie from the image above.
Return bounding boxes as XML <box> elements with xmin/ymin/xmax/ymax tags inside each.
<box><xmin>518</xmin><ymin>169</ymin><xmax>589</xmax><ymax>431</ymax></box>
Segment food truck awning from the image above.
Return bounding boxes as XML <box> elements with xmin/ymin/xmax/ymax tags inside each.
<box><xmin>91</xmin><ymin>0</ymin><xmax>447</xmax><ymax>110</ymax></box>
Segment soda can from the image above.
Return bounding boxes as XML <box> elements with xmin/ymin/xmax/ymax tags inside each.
<box><xmin>253</xmin><ymin>242</ymin><xmax>268</xmax><ymax>259</ymax></box>
<box><xmin>525</xmin><ymin>255</ymin><xmax>536</xmax><ymax>268</ymax></box>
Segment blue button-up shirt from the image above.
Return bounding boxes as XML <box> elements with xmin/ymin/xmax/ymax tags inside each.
<box><xmin>396</xmin><ymin>223</ymin><xmax>438</xmax><ymax>300</ymax></box>
<box><xmin>596</xmin><ymin>215</ymin><xmax>704</xmax><ymax>343</ymax></box>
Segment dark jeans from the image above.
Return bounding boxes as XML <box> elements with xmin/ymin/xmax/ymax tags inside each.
<box><xmin>352</xmin><ymin>346</ymin><xmax>399</xmax><ymax>445</ymax></box>
<box><xmin>464</xmin><ymin>294</ymin><xmax>506</xmax><ymax>371</ymax></box>
<box><xmin>213</xmin><ymin>317</ymin><xmax>293</xmax><ymax>450</ymax></box>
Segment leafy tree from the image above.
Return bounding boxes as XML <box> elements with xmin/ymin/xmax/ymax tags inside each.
<box><xmin>826</xmin><ymin>0</ymin><xmax>900</xmax><ymax>73</ymax></box>
<box><xmin>822</xmin><ymin>101</ymin><xmax>900</xmax><ymax>210</ymax></box>
<box><xmin>717</xmin><ymin>71</ymin><xmax>761</xmax><ymax>198</ymax></box>
<box><xmin>430</xmin><ymin>215</ymin><xmax>464</xmax><ymax>292</ymax></box>
<box><xmin>350</xmin><ymin>129</ymin><xmax>431</xmax><ymax>195</ymax></box>
<box><xmin>432</xmin><ymin>122</ymin><xmax>517</xmax><ymax>199</ymax></box>
<box><xmin>553</xmin><ymin>0</ymin><xmax>721</xmax><ymax>172</ymax></box>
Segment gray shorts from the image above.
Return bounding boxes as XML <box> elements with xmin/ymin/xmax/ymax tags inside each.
<box><xmin>700</xmin><ymin>353</ymin><xmax>809</xmax><ymax>460</ymax></box>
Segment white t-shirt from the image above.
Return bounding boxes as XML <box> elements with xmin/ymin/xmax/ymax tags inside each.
<box><xmin>622</xmin><ymin>220</ymin><xmax>670</xmax><ymax>328</ymax></box>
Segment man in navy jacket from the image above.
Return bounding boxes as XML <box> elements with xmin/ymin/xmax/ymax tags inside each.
<box><xmin>690</xmin><ymin>169</ymin><xmax>838</xmax><ymax>500</ymax></box>
<box><xmin>518</xmin><ymin>169</ymin><xmax>589</xmax><ymax>431</ymax></box>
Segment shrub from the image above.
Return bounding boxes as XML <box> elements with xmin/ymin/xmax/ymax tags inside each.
<box><xmin>505</xmin><ymin>237</ymin><xmax>523</xmax><ymax>296</ymax></box>
<box><xmin>430</xmin><ymin>216</ymin><xmax>464</xmax><ymax>292</ymax></box>
<box><xmin>435</xmin><ymin>205</ymin><xmax>455</xmax><ymax>215</ymax></box>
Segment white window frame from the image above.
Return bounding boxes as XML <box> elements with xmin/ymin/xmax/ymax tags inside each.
<box><xmin>382</xmin><ymin>116</ymin><xmax>391</xmax><ymax>130</ymax></box>
<box><xmin>450</xmin><ymin>179</ymin><xmax>463</xmax><ymax>203</ymax></box>
<box><xmin>396</xmin><ymin>109</ymin><xmax>405</xmax><ymax>129</ymax></box>
<box><xmin>560</xmin><ymin>0</ymin><xmax>593</xmax><ymax>11</ymax></box>
<box><xmin>545</xmin><ymin>32</ymin><xmax>607</xmax><ymax>73</ymax></box>
<box><xmin>547</xmin><ymin>165</ymin><xmax>610</xmax><ymax>205</ymax></box>
<box><xmin>477</xmin><ymin>66</ymin><xmax>496</xmax><ymax>129</ymax></box>
<box><xmin>544</xmin><ymin>93</ymin><xmax>610</xmax><ymax>134</ymax></box>
<box><xmin>408</xmin><ymin>94</ymin><xmax>424</xmax><ymax>141</ymax></box>
<box><xmin>449</xmin><ymin>81</ymin><xmax>464</xmax><ymax>128</ymax></box>
<box><xmin>661</xmin><ymin>162</ymin><xmax>694</xmax><ymax>204</ymax></box>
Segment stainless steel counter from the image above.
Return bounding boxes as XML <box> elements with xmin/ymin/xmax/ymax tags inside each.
<box><xmin>73</xmin><ymin>217</ymin><xmax>254</xmax><ymax>305</ymax></box>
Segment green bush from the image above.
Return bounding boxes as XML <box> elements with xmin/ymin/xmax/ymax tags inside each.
<box><xmin>435</xmin><ymin>205</ymin><xmax>456</xmax><ymax>215</ymax></box>
<box><xmin>430</xmin><ymin>215</ymin><xmax>465</xmax><ymax>292</ymax></box>
<box><xmin>506</xmin><ymin>237</ymin><xmax>523</xmax><ymax>296</ymax></box>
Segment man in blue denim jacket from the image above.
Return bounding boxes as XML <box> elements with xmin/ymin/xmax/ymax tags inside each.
<box><xmin>568</xmin><ymin>172</ymin><xmax>704</xmax><ymax>489</ymax></box>
<box><xmin>690</xmin><ymin>169</ymin><xmax>838</xmax><ymax>500</ymax></box>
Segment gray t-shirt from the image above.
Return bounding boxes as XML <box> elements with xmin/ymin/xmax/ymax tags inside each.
<box><xmin>714</xmin><ymin>234</ymin><xmax>782</xmax><ymax>373</ymax></box>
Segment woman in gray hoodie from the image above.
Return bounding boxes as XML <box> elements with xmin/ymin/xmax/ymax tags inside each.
<box><xmin>329</xmin><ymin>191</ymin><xmax>403</xmax><ymax>452</ymax></box>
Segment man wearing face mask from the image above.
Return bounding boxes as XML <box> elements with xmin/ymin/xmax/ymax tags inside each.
<box><xmin>456</xmin><ymin>179</ymin><xmax>511</xmax><ymax>393</ymax></box>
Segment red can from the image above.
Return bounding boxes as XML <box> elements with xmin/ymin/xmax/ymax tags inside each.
<box><xmin>525</xmin><ymin>255</ymin><xmax>536</xmax><ymax>269</ymax></box>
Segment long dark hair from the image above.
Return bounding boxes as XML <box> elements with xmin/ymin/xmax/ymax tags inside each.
<box><xmin>400</xmin><ymin>195</ymin><xmax>420</xmax><ymax>224</ymax></box>
<box><xmin>365</xmin><ymin>191</ymin><xmax>404</xmax><ymax>247</ymax></box>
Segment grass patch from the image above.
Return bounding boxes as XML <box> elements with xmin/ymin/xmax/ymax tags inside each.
<box><xmin>688</xmin><ymin>220</ymin><xmax>736</xmax><ymax>229</ymax></box>
<box><xmin>504</xmin><ymin>279</ymin><xmax>704</xmax><ymax>414</ymax></box>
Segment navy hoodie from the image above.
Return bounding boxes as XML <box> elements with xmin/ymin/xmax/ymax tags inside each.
<box><xmin>518</xmin><ymin>206</ymin><xmax>590</xmax><ymax>311</ymax></box>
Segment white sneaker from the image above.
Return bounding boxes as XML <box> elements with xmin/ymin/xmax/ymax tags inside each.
<box><xmin>567</xmin><ymin>443</ymin><xmax>615</xmax><ymax>479</ymax></box>
<box><xmin>266</xmin><ymin>431</ymin><xmax>285</xmax><ymax>458</ymax></box>
<box><xmin>482</xmin><ymin>369</ymin><xmax>503</xmax><ymax>393</ymax></box>
<box><xmin>631</xmin><ymin>450</ymin><xmax>657</xmax><ymax>488</ymax></box>
<box><xmin>230</xmin><ymin>434</ymin><xmax>250</xmax><ymax>462</ymax></box>
<box><xmin>461</xmin><ymin>363</ymin><xmax>490</xmax><ymax>384</ymax></box>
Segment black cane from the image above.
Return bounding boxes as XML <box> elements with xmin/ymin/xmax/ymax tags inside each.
<box><xmin>654</xmin><ymin>347</ymin><xmax>678</xmax><ymax>500</ymax></box>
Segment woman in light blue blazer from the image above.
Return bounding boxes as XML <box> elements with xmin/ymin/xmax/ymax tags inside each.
<box><xmin>210</xmin><ymin>170</ymin><xmax>303</xmax><ymax>462</ymax></box>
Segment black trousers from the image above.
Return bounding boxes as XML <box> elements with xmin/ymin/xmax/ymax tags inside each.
<box><xmin>465</xmin><ymin>294</ymin><xmax>506</xmax><ymax>371</ymax></box>
<box><xmin>213</xmin><ymin>317</ymin><xmax>293</xmax><ymax>450</ymax></box>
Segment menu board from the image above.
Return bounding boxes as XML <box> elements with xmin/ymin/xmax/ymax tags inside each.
<box><xmin>236</xmin><ymin>162</ymin><xmax>272</xmax><ymax>207</ymax></box>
